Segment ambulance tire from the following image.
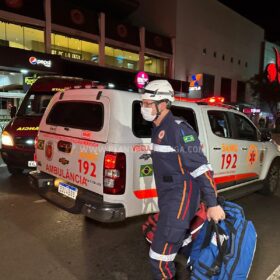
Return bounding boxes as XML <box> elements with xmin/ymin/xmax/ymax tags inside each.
<box><xmin>7</xmin><ymin>165</ymin><xmax>23</xmax><ymax>175</ymax></box>
<box><xmin>261</xmin><ymin>159</ymin><xmax>280</xmax><ymax>195</ymax></box>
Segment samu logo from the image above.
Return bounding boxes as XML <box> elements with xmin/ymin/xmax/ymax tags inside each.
<box><xmin>29</xmin><ymin>56</ymin><xmax>52</xmax><ymax>68</ymax></box>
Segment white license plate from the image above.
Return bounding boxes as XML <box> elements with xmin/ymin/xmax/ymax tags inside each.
<box><xmin>28</xmin><ymin>161</ymin><xmax>37</xmax><ymax>167</ymax></box>
<box><xmin>58</xmin><ymin>182</ymin><xmax>78</xmax><ymax>200</ymax></box>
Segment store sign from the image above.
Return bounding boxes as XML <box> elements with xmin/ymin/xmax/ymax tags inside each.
<box><xmin>52</xmin><ymin>49</ymin><xmax>81</xmax><ymax>60</ymax></box>
<box><xmin>243</xmin><ymin>108</ymin><xmax>261</xmax><ymax>114</ymax></box>
<box><xmin>189</xmin><ymin>74</ymin><xmax>203</xmax><ymax>91</ymax></box>
<box><xmin>135</xmin><ymin>71</ymin><xmax>149</xmax><ymax>89</ymax></box>
<box><xmin>24</xmin><ymin>76</ymin><xmax>38</xmax><ymax>86</ymax></box>
<box><xmin>29</xmin><ymin>56</ymin><xmax>52</xmax><ymax>68</ymax></box>
<box><xmin>266</xmin><ymin>47</ymin><xmax>280</xmax><ymax>84</ymax></box>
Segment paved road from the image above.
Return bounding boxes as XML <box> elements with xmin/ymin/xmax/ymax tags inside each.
<box><xmin>0</xmin><ymin>165</ymin><xmax>280</xmax><ymax>280</ymax></box>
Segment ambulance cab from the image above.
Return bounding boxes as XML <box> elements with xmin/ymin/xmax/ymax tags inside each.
<box><xmin>1</xmin><ymin>76</ymin><xmax>92</xmax><ymax>174</ymax></box>
<box><xmin>29</xmin><ymin>86</ymin><xmax>280</xmax><ymax>222</ymax></box>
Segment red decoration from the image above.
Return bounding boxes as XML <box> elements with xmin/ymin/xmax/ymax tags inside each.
<box><xmin>117</xmin><ymin>24</ymin><xmax>128</xmax><ymax>38</ymax></box>
<box><xmin>5</xmin><ymin>0</ymin><xmax>23</xmax><ymax>9</ymax></box>
<box><xmin>266</xmin><ymin>47</ymin><xmax>280</xmax><ymax>83</ymax></box>
<box><xmin>70</xmin><ymin>9</ymin><xmax>85</xmax><ymax>25</ymax></box>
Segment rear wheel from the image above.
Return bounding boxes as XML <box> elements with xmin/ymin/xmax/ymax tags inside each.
<box><xmin>7</xmin><ymin>165</ymin><xmax>24</xmax><ymax>175</ymax></box>
<box><xmin>261</xmin><ymin>159</ymin><xmax>280</xmax><ymax>195</ymax></box>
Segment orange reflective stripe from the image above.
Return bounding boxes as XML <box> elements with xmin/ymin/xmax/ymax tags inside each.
<box><xmin>205</xmin><ymin>171</ymin><xmax>216</xmax><ymax>190</ymax></box>
<box><xmin>177</xmin><ymin>180</ymin><xmax>187</xmax><ymax>219</ymax></box>
<box><xmin>165</xmin><ymin>244</ymin><xmax>173</xmax><ymax>279</ymax></box>
<box><xmin>177</xmin><ymin>154</ymin><xmax>185</xmax><ymax>175</ymax></box>
<box><xmin>182</xmin><ymin>179</ymin><xmax>193</xmax><ymax>220</ymax></box>
<box><xmin>159</xmin><ymin>243</ymin><xmax>168</xmax><ymax>279</ymax></box>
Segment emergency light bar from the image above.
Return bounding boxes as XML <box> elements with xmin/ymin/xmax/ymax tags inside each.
<box><xmin>175</xmin><ymin>96</ymin><xmax>224</xmax><ymax>104</ymax></box>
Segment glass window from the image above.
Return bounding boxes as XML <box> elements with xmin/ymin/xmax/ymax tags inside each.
<box><xmin>51</xmin><ymin>33</ymin><xmax>99</xmax><ymax>62</ymax></box>
<box><xmin>234</xmin><ymin>113</ymin><xmax>258</xmax><ymax>141</ymax></box>
<box><xmin>46</xmin><ymin>101</ymin><xmax>104</xmax><ymax>131</ymax></box>
<box><xmin>105</xmin><ymin>46</ymin><xmax>139</xmax><ymax>71</ymax></box>
<box><xmin>132</xmin><ymin>101</ymin><xmax>197</xmax><ymax>138</ymax></box>
<box><xmin>208</xmin><ymin>111</ymin><xmax>231</xmax><ymax>138</ymax></box>
<box><xmin>144</xmin><ymin>55</ymin><xmax>168</xmax><ymax>76</ymax></box>
<box><xmin>18</xmin><ymin>92</ymin><xmax>54</xmax><ymax>116</ymax></box>
<box><xmin>6</xmin><ymin>23</ymin><xmax>24</xmax><ymax>49</ymax></box>
<box><xmin>0</xmin><ymin>21</ymin><xmax>44</xmax><ymax>51</ymax></box>
<box><xmin>24</xmin><ymin>26</ymin><xmax>44</xmax><ymax>52</ymax></box>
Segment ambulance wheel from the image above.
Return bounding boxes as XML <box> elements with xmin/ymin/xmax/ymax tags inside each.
<box><xmin>261</xmin><ymin>159</ymin><xmax>280</xmax><ymax>195</ymax></box>
<box><xmin>7</xmin><ymin>165</ymin><xmax>23</xmax><ymax>175</ymax></box>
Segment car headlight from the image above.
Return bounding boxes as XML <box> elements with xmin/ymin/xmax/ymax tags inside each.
<box><xmin>1</xmin><ymin>131</ymin><xmax>14</xmax><ymax>146</ymax></box>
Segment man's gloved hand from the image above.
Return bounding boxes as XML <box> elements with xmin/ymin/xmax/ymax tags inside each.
<box><xmin>207</xmin><ymin>205</ymin><xmax>226</xmax><ymax>223</ymax></box>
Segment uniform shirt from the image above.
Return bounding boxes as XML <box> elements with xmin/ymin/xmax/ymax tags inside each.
<box><xmin>151</xmin><ymin>111</ymin><xmax>217</xmax><ymax>209</ymax></box>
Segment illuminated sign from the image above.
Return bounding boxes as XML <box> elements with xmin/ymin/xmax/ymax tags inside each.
<box><xmin>189</xmin><ymin>74</ymin><xmax>202</xmax><ymax>91</ymax></box>
<box><xmin>243</xmin><ymin>108</ymin><xmax>261</xmax><ymax>114</ymax></box>
<box><xmin>51</xmin><ymin>49</ymin><xmax>81</xmax><ymax>60</ymax></box>
<box><xmin>29</xmin><ymin>56</ymin><xmax>52</xmax><ymax>68</ymax></box>
<box><xmin>266</xmin><ymin>47</ymin><xmax>280</xmax><ymax>83</ymax></box>
<box><xmin>24</xmin><ymin>76</ymin><xmax>38</xmax><ymax>86</ymax></box>
<box><xmin>135</xmin><ymin>71</ymin><xmax>149</xmax><ymax>89</ymax></box>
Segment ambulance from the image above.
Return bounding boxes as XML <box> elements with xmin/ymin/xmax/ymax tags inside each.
<box><xmin>29</xmin><ymin>85</ymin><xmax>280</xmax><ymax>222</ymax></box>
<box><xmin>1</xmin><ymin>76</ymin><xmax>92</xmax><ymax>174</ymax></box>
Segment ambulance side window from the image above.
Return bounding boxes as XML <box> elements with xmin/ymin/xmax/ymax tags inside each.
<box><xmin>132</xmin><ymin>101</ymin><xmax>153</xmax><ymax>138</ymax></box>
<box><xmin>208</xmin><ymin>111</ymin><xmax>231</xmax><ymax>138</ymax></box>
<box><xmin>171</xmin><ymin>106</ymin><xmax>198</xmax><ymax>133</ymax></box>
<box><xmin>233</xmin><ymin>113</ymin><xmax>258</xmax><ymax>141</ymax></box>
<box><xmin>46</xmin><ymin>101</ymin><xmax>104</xmax><ymax>131</ymax></box>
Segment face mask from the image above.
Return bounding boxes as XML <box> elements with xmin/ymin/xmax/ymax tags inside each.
<box><xmin>141</xmin><ymin>107</ymin><xmax>157</xmax><ymax>122</ymax></box>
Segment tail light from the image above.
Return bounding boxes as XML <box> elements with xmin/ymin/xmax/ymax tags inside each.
<box><xmin>34</xmin><ymin>136</ymin><xmax>38</xmax><ymax>164</ymax></box>
<box><xmin>103</xmin><ymin>152</ymin><xmax>126</xmax><ymax>195</ymax></box>
<box><xmin>34</xmin><ymin>136</ymin><xmax>38</xmax><ymax>148</ymax></box>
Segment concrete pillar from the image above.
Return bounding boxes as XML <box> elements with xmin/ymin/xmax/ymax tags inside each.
<box><xmin>139</xmin><ymin>27</ymin><xmax>145</xmax><ymax>71</ymax></box>
<box><xmin>169</xmin><ymin>37</ymin><xmax>176</xmax><ymax>79</ymax></box>
<box><xmin>231</xmin><ymin>79</ymin><xmax>237</xmax><ymax>102</ymax></box>
<box><xmin>214</xmin><ymin>74</ymin><xmax>221</xmax><ymax>96</ymax></box>
<box><xmin>98</xmin><ymin>13</ymin><xmax>105</xmax><ymax>66</ymax></box>
<box><xmin>44</xmin><ymin>0</ymin><xmax>51</xmax><ymax>54</ymax></box>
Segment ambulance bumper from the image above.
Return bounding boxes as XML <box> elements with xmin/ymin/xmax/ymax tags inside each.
<box><xmin>29</xmin><ymin>170</ymin><xmax>126</xmax><ymax>223</ymax></box>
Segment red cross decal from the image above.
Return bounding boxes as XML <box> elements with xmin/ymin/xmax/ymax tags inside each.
<box><xmin>249</xmin><ymin>150</ymin><xmax>256</xmax><ymax>165</ymax></box>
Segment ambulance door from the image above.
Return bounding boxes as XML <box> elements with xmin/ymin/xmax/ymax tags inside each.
<box><xmin>131</xmin><ymin>101</ymin><xmax>157</xmax><ymax>216</ymax></box>
<box><xmin>203</xmin><ymin>110</ymin><xmax>238</xmax><ymax>190</ymax></box>
<box><xmin>230</xmin><ymin>112</ymin><xmax>264</xmax><ymax>184</ymax></box>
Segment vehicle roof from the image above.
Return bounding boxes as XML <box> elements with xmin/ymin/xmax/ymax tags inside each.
<box><xmin>55</xmin><ymin>88</ymin><xmax>246</xmax><ymax>116</ymax></box>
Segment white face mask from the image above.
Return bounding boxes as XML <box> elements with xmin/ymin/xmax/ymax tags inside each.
<box><xmin>141</xmin><ymin>107</ymin><xmax>157</xmax><ymax>122</ymax></box>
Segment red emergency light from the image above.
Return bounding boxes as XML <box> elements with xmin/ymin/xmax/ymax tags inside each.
<box><xmin>175</xmin><ymin>96</ymin><xmax>224</xmax><ymax>104</ymax></box>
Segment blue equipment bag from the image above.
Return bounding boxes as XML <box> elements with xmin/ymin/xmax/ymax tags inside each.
<box><xmin>189</xmin><ymin>200</ymin><xmax>257</xmax><ymax>280</ymax></box>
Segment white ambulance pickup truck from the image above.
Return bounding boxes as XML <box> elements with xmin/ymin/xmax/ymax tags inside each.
<box><xmin>29</xmin><ymin>87</ymin><xmax>280</xmax><ymax>222</ymax></box>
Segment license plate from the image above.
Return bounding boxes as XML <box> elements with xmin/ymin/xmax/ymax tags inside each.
<box><xmin>28</xmin><ymin>161</ymin><xmax>37</xmax><ymax>167</ymax></box>
<box><xmin>58</xmin><ymin>182</ymin><xmax>78</xmax><ymax>200</ymax></box>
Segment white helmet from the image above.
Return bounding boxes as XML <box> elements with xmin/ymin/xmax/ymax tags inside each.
<box><xmin>142</xmin><ymin>80</ymin><xmax>175</xmax><ymax>102</ymax></box>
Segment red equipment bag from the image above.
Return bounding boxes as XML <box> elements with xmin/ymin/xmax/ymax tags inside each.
<box><xmin>142</xmin><ymin>202</ymin><xmax>207</xmax><ymax>244</ymax></box>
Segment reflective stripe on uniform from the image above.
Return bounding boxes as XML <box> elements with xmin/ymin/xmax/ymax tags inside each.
<box><xmin>190</xmin><ymin>164</ymin><xmax>213</xmax><ymax>178</ymax></box>
<box><xmin>182</xmin><ymin>235</ymin><xmax>192</xmax><ymax>247</ymax></box>
<box><xmin>149</xmin><ymin>248</ymin><xmax>177</xmax><ymax>262</ymax></box>
<box><xmin>152</xmin><ymin>144</ymin><xmax>176</xmax><ymax>152</ymax></box>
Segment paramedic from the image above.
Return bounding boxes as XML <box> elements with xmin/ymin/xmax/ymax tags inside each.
<box><xmin>140</xmin><ymin>80</ymin><xmax>225</xmax><ymax>279</ymax></box>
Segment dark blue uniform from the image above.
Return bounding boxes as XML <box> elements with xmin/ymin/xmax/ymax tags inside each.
<box><xmin>149</xmin><ymin>111</ymin><xmax>217</xmax><ymax>279</ymax></box>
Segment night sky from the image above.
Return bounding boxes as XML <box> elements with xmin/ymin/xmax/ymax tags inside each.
<box><xmin>218</xmin><ymin>0</ymin><xmax>280</xmax><ymax>43</ymax></box>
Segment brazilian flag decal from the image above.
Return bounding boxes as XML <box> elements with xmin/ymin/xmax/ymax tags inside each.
<box><xmin>183</xmin><ymin>135</ymin><xmax>195</xmax><ymax>143</ymax></box>
<box><xmin>140</xmin><ymin>164</ymin><xmax>153</xmax><ymax>177</ymax></box>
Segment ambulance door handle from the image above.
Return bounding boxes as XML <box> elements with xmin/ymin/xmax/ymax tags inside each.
<box><xmin>213</xmin><ymin>147</ymin><xmax>221</xmax><ymax>150</ymax></box>
<box><xmin>242</xmin><ymin>147</ymin><xmax>248</xmax><ymax>151</ymax></box>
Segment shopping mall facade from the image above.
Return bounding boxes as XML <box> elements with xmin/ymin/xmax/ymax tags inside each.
<box><xmin>0</xmin><ymin>0</ymin><xmax>273</xmax><ymax>123</ymax></box>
